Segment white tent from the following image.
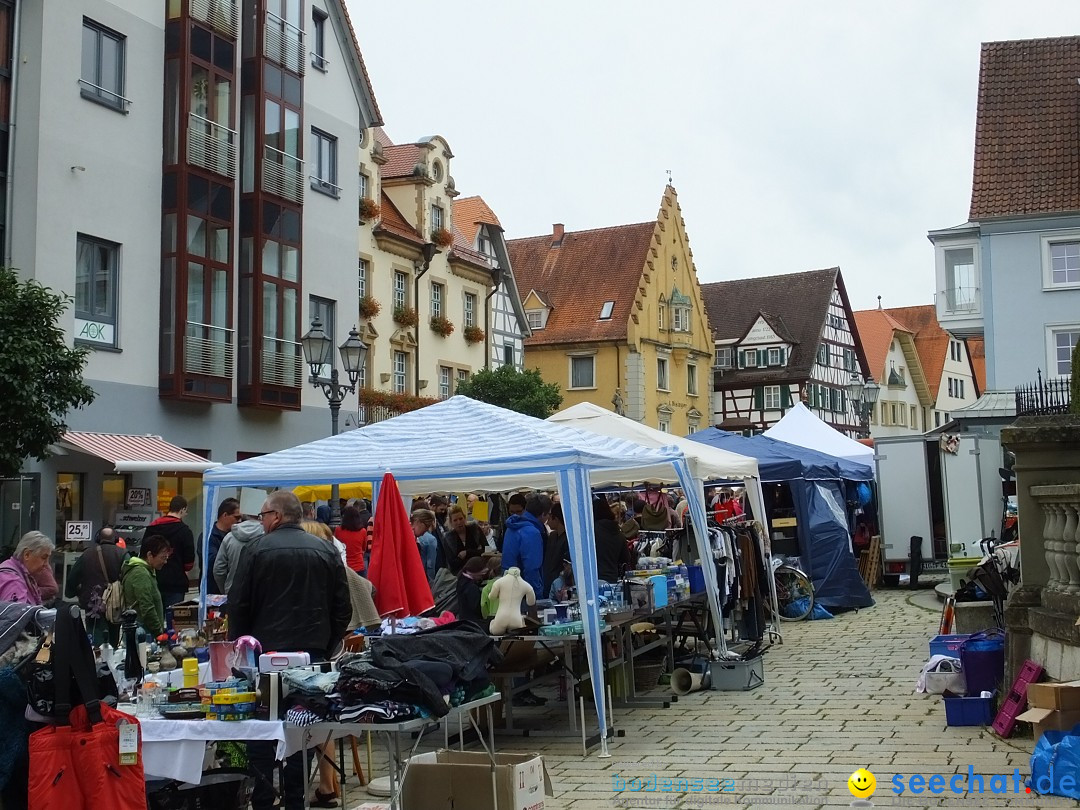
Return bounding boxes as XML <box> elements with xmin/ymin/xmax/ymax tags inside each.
<box><xmin>548</xmin><ymin>401</ymin><xmax>780</xmax><ymax>637</ymax></box>
<box><xmin>201</xmin><ymin>396</ymin><xmax>714</xmax><ymax>757</ymax></box>
<box><xmin>763</xmin><ymin>402</ymin><xmax>875</xmax><ymax>467</ymax></box>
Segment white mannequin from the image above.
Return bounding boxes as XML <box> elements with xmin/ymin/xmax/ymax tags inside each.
<box><xmin>488</xmin><ymin>567</ymin><xmax>535</xmax><ymax>635</ymax></box>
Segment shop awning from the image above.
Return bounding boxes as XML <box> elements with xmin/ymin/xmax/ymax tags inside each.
<box><xmin>58</xmin><ymin>431</ymin><xmax>219</xmax><ymax>473</ymax></box>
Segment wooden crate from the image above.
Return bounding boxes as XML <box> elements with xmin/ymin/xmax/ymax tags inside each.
<box><xmin>858</xmin><ymin>535</ymin><xmax>882</xmax><ymax>590</ymax></box>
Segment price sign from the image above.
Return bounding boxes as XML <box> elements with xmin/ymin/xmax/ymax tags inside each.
<box><xmin>126</xmin><ymin>488</ymin><xmax>152</xmax><ymax>508</ymax></box>
<box><xmin>65</xmin><ymin>521</ymin><xmax>93</xmax><ymax>542</ymax></box>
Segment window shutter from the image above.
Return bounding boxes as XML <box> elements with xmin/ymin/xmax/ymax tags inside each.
<box><xmin>739</xmin><ymin>350</ymin><xmax>747</xmax><ymax>368</ymax></box>
<box><xmin>840</xmin><ymin>390</ymin><xmax>846</xmax><ymax>413</ymax></box>
<box><xmin>753</xmin><ymin>386</ymin><xmax>764</xmax><ymax>410</ymax></box>
<box><xmin>779</xmin><ymin>348</ymin><xmax>787</xmax><ymax>366</ymax></box>
<box><xmin>781</xmin><ymin>386</ymin><xmax>792</xmax><ymax>408</ymax></box>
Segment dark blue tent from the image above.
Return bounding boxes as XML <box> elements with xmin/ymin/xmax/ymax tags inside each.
<box><xmin>688</xmin><ymin>428</ymin><xmax>873</xmax><ymax>611</ymax></box>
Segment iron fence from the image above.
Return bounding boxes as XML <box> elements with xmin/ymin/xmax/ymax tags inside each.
<box><xmin>1015</xmin><ymin>369</ymin><xmax>1072</xmax><ymax>416</ymax></box>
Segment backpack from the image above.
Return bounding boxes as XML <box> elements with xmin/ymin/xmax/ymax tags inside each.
<box><xmin>97</xmin><ymin>545</ymin><xmax>125</xmax><ymax>624</ymax></box>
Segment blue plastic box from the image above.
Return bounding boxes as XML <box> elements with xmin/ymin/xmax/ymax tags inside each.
<box><xmin>944</xmin><ymin>695</ymin><xmax>994</xmax><ymax>726</ymax></box>
<box><xmin>929</xmin><ymin>634</ymin><xmax>971</xmax><ymax>658</ymax></box>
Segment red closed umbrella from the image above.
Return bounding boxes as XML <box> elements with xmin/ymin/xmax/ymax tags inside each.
<box><xmin>368</xmin><ymin>472</ymin><xmax>434</xmax><ymax>617</ymax></box>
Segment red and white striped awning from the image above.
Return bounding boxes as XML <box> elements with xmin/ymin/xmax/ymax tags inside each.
<box><xmin>58</xmin><ymin>431</ymin><xmax>218</xmax><ymax>473</ymax></box>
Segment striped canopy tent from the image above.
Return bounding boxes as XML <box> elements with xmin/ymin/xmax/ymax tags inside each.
<box><xmin>201</xmin><ymin>395</ymin><xmax>709</xmax><ymax>757</ymax></box>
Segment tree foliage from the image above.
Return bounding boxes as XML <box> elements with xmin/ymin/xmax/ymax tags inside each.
<box><xmin>1072</xmin><ymin>339</ymin><xmax>1080</xmax><ymax>415</ymax></box>
<box><xmin>0</xmin><ymin>268</ymin><xmax>96</xmax><ymax>476</ymax></box>
<box><xmin>454</xmin><ymin>365</ymin><xmax>562</xmax><ymax>419</ymax></box>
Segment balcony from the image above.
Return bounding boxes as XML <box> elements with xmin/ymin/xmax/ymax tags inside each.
<box><xmin>264</xmin><ymin>12</ymin><xmax>305</xmax><ymax>76</ymax></box>
<box><xmin>260</xmin><ymin>336</ymin><xmax>302</xmax><ymax>387</ymax></box>
<box><xmin>187</xmin><ymin>113</ymin><xmax>237</xmax><ymax>178</ymax></box>
<box><xmin>184</xmin><ymin>321</ymin><xmax>234</xmax><ymax>377</ymax></box>
<box><xmin>190</xmin><ymin>0</ymin><xmax>238</xmax><ymax>38</ymax></box>
<box><xmin>935</xmin><ymin>286</ymin><xmax>983</xmax><ymax>337</ymax></box>
<box><xmin>263</xmin><ymin>145</ymin><xmax>304</xmax><ymax>204</ymax></box>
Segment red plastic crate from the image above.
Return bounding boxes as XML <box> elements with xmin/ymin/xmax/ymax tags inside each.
<box><xmin>992</xmin><ymin>659</ymin><xmax>1044</xmax><ymax>738</ymax></box>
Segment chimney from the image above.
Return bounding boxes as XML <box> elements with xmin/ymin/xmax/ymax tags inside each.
<box><xmin>552</xmin><ymin>223</ymin><xmax>564</xmax><ymax>246</ymax></box>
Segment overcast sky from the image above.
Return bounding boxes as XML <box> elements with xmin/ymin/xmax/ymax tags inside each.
<box><xmin>346</xmin><ymin>1</ymin><xmax>1080</xmax><ymax>311</ymax></box>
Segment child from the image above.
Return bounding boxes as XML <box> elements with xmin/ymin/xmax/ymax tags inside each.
<box><xmin>548</xmin><ymin>559</ymin><xmax>574</xmax><ymax>601</ymax></box>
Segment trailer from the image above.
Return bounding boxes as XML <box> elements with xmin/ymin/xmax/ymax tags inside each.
<box><xmin>874</xmin><ymin>433</ymin><xmax>1005</xmax><ymax>582</ymax></box>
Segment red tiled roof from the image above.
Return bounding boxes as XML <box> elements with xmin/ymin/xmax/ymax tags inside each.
<box><xmin>454</xmin><ymin>196</ymin><xmax>502</xmax><ymax>248</ymax></box>
<box><xmin>374</xmin><ymin>192</ymin><xmax>423</xmax><ymax>246</ymax></box>
<box><xmin>880</xmin><ymin>305</ymin><xmax>951</xmax><ymax>396</ymax></box>
<box><xmin>853</xmin><ymin>310</ymin><xmax>912</xmax><ymax>382</ymax></box>
<box><xmin>333</xmin><ymin>0</ymin><xmax>383</xmax><ymax>127</ymax></box>
<box><xmin>966</xmin><ymin>337</ymin><xmax>987</xmax><ymax>395</ymax></box>
<box><xmin>381</xmin><ymin>144</ymin><xmax>424</xmax><ymax>179</ymax></box>
<box><xmin>448</xmin><ymin>225</ymin><xmax>492</xmax><ymax>269</ymax></box>
<box><xmin>507</xmin><ymin>223</ymin><xmax>656</xmax><ymax>346</ymax></box>
<box><xmin>373</xmin><ymin>127</ymin><xmax>394</xmax><ymax>149</ymax></box>
<box><xmin>970</xmin><ymin>36</ymin><xmax>1080</xmax><ymax>219</ymax></box>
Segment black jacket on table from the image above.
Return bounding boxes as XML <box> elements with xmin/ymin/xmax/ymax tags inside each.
<box><xmin>595</xmin><ymin>518</ymin><xmax>631</xmax><ymax>583</ymax></box>
<box><xmin>227</xmin><ymin>523</ymin><xmax>351</xmax><ymax>658</ymax></box>
<box><xmin>145</xmin><ymin>515</ymin><xmax>195</xmax><ymax>595</ymax></box>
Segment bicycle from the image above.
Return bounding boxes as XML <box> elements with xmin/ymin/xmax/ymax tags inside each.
<box><xmin>770</xmin><ymin>557</ymin><xmax>815</xmax><ymax>621</ymax></box>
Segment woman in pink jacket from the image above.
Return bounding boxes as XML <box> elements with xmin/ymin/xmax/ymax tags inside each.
<box><xmin>0</xmin><ymin>531</ymin><xmax>55</xmax><ymax>605</ymax></box>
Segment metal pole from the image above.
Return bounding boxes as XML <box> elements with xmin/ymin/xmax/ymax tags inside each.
<box><xmin>329</xmin><ymin>368</ymin><xmax>342</xmax><ymax>527</ymax></box>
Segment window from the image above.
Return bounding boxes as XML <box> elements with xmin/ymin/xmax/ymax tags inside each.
<box><xmin>1051</xmin><ymin>328</ymin><xmax>1080</xmax><ymax>376</ymax></box>
<box><xmin>311</xmin><ymin>9</ymin><xmax>328</xmax><ymax>71</ymax></box>
<box><xmin>358</xmin><ymin>258</ymin><xmax>368</xmax><ymax>299</ymax></box>
<box><xmin>393</xmin><ymin>351</ymin><xmax>407</xmax><ymax>393</ymax></box>
<box><xmin>358</xmin><ymin>172</ymin><xmax>369</xmax><ymax>200</ymax></box>
<box><xmin>432</xmin><ymin>162</ymin><xmax>444</xmax><ymax>182</ymax></box>
<box><xmin>81</xmin><ymin>19</ymin><xmax>127</xmax><ymax>111</ymax></box>
<box><xmin>949</xmin><ymin>340</ymin><xmax>961</xmax><ymax>362</ymax></box>
<box><xmin>673</xmin><ymin>306</ymin><xmax>689</xmax><ymax>332</ymax></box>
<box><xmin>479</xmin><ymin>234</ymin><xmax>494</xmax><ymax>258</ymax></box>
<box><xmin>958</xmin><ymin>379</ymin><xmax>965</xmax><ymax>399</ymax></box>
<box><xmin>910</xmin><ymin>406</ymin><xmax>918</xmax><ymax>430</ymax></box>
<box><xmin>658</xmin><ymin>418</ymin><xmax>670</xmax><ymax>434</ymax></box>
<box><xmin>935</xmin><ymin>411</ymin><xmax>941</xmax><ymax>428</ymax></box>
<box><xmin>75</xmin><ymin>235</ymin><xmax>119</xmax><ymax>347</ymax></box>
<box><xmin>948</xmin><ymin>377</ymin><xmax>954</xmax><ymax>397</ymax></box>
<box><xmin>431</xmin><ymin>205</ymin><xmax>444</xmax><ymax>234</ymax></box>
<box><xmin>439</xmin><ymin>366</ymin><xmax>451</xmax><ymax>399</ymax></box>
<box><xmin>599</xmin><ymin>300</ymin><xmax>614</xmax><ymax>320</ymax></box>
<box><xmin>308</xmin><ymin>296</ymin><xmax>336</xmax><ymax>377</ymax></box>
<box><xmin>527</xmin><ymin>310</ymin><xmax>543</xmax><ymax>330</ymax></box>
<box><xmin>843</xmin><ymin>348</ymin><xmax>856</xmax><ymax>372</ymax></box>
<box><xmin>456</xmin><ymin>369</ymin><xmax>468</xmax><ymax>390</ymax></box>
<box><xmin>828</xmin><ymin>313</ymin><xmax>843</xmax><ymax>329</ymax></box>
<box><xmin>464</xmin><ymin>292</ymin><xmax>477</xmax><ymax>327</ymax></box>
<box><xmin>657</xmin><ymin>357</ymin><xmax>670</xmax><ymax>391</ymax></box>
<box><xmin>570</xmin><ymin>356</ymin><xmax>595</xmax><ymax>389</ymax></box>
<box><xmin>764</xmin><ymin>385</ymin><xmax>782</xmax><ymax>410</ymax></box>
<box><xmin>741</xmin><ymin>349</ymin><xmax>760</xmax><ymax>368</ymax></box>
<box><xmin>715</xmin><ymin>346</ymin><xmax>733</xmax><ymax>369</ymax></box>
<box><xmin>817</xmin><ymin>343</ymin><xmax>829</xmax><ymax>366</ymax></box>
<box><xmin>944</xmin><ymin>247</ymin><xmax>977</xmax><ymax>311</ymax></box>
<box><xmin>393</xmin><ymin>270</ymin><xmax>407</xmax><ymax>311</ymax></box>
<box><xmin>310</xmin><ymin>129</ymin><xmax>339</xmax><ymax>196</ymax></box>
<box><xmin>503</xmin><ymin>344</ymin><xmax>514</xmax><ymax>367</ymax></box>
<box><xmin>658</xmin><ymin>305</ymin><xmax>664</xmax><ymax>331</ymax></box>
<box><xmin>1043</xmin><ymin>236</ymin><xmax>1080</xmax><ymax>289</ymax></box>
<box><xmin>687</xmin><ymin>363</ymin><xmax>698</xmax><ymax>395</ymax></box>
<box><xmin>430</xmin><ymin>282</ymin><xmax>443</xmax><ymax>318</ymax></box>
<box><xmin>767</xmin><ymin>347</ymin><xmax>782</xmax><ymax>366</ymax></box>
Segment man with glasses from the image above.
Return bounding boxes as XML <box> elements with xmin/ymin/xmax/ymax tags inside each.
<box><xmin>227</xmin><ymin>490</ymin><xmax>350</xmax><ymax>810</ymax></box>
<box><xmin>203</xmin><ymin>497</ymin><xmax>240</xmax><ymax>593</ymax></box>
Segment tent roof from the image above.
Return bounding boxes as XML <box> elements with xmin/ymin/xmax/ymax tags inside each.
<box><xmin>687</xmin><ymin>428</ymin><xmax>832</xmax><ymax>482</ymax></box>
<box><xmin>547</xmin><ymin>402</ymin><xmax>760</xmax><ymax>481</ymax></box>
<box><xmin>203</xmin><ymin>396</ymin><xmax>695</xmax><ymax>492</ymax></box>
<box><xmin>763</xmin><ymin>403</ymin><xmax>875</xmax><ymax>467</ymax></box>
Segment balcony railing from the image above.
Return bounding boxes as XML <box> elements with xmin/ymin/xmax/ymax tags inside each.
<box><xmin>260</xmin><ymin>336</ymin><xmax>302</xmax><ymax>387</ymax></box>
<box><xmin>357</xmin><ymin>404</ymin><xmax>401</xmax><ymax>426</ymax></box>
<box><xmin>938</xmin><ymin>286</ymin><xmax>981</xmax><ymax>315</ymax></box>
<box><xmin>188</xmin><ymin>113</ymin><xmax>237</xmax><ymax>178</ymax></box>
<box><xmin>1030</xmin><ymin>484</ymin><xmax>1080</xmax><ymax>595</ymax></box>
<box><xmin>184</xmin><ymin>321</ymin><xmax>234</xmax><ymax>377</ymax></box>
<box><xmin>1015</xmin><ymin>369</ymin><xmax>1072</xmax><ymax>416</ymax></box>
<box><xmin>263</xmin><ymin>145</ymin><xmax>304</xmax><ymax>204</ymax></box>
<box><xmin>190</xmin><ymin>0</ymin><xmax>238</xmax><ymax>38</ymax></box>
<box><xmin>264</xmin><ymin>11</ymin><xmax>305</xmax><ymax>75</ymax></box>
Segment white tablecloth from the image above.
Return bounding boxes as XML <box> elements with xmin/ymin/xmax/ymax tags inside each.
<box><xmin>140</xmin><ymin>719</ymin><xmax>287</xmax><ymax>783</ymax></box>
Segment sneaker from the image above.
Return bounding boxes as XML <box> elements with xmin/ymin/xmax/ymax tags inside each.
<box><xmin>513</xmin><ymin>692</ymin><xmax>545</xmax><ymax>707</ymax></box>
<box><xmin>522</xmin><ymin>689</ymin><xmax>548</xmax><ymax>704</ymax></box>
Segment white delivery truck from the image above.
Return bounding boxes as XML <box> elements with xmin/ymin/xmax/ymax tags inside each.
<box><xmin>874</xmin><ymin>433</ymin><xmax>1005</xmax><ymax>583</ymax></box>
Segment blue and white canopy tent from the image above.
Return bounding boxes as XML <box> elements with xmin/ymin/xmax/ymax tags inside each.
<box><xmin>201</xmin><ymin>396</ymin><xmax>713</xmax><ymax>757</ymax></box>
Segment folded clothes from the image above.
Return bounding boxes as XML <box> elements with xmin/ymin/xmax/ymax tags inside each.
<box><xmin>282</xmin><ymin>668</ymin><xmax>340</xmax><ymax>695</ymax></box>
<box><xmin>333</xmin><ymin>699</ymin><xmax>414</xmax><ymax>723</ymax></box>
<box><xmin>285</xmin><ymin>706</ymin><xmax>322</xmax><ymax>727</ymax></box>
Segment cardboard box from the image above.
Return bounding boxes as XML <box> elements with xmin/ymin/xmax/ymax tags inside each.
<box><xmin>1027</xmin><ymin>680</ymin><xmax>1080</xmax><ymax>711</ymax></box>
<box><xmin>1016</xmin><ymin>707</ymin><xmax>1080</xmax><ymax>738</ymax></box>
<box><xmin>402</xmin><ymin>750</ymin><xmax>553</xmax><ymax>810</ymax></box>
<box><xmin>169</xmin><ymin>600</ymin><xmax>200</xmax><ymax>630</ymax></box>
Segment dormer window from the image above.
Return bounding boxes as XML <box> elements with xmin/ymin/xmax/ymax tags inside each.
<box><xmin>767</xmin><ymin>347</ymin><xmax>782</xmax><ymax>366</ymax></box>
<box><xmin>527</xmin><ymin>310</ymin><xmax>545</xmax><ymax>330</ymax></box>
<box><xmin>599</xmin><ymin>300</ymin><xmax>614</xmax><ymax>320</ymax></box>
<box><xmin>672</xmin><ymin>305</ymin><xmax>689</xmax><ymax>332</ymax></box>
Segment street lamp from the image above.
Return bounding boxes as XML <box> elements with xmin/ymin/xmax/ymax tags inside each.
<box><xmin>301</xmin><ymin>318</ymin><xmax>368</xmax><ymax>526</ymax></box>
<box><xmin>846</xmin><ymin>372</ymin><xmax>880</xmax><ymax>439</ymax></box>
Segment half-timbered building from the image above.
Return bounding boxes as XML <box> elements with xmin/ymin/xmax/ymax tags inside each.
<box><xmin>701</xmin><ymin>268</ymin><xmax>871</xmax><ymax>436</ymax></box>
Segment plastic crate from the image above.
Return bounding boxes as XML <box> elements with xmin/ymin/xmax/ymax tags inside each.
<box><xmin>945</xmin><ymin>695</ymin><xmax>994</xmax><ymax>727</ymax></box>
<box><xmin>929</xmin><ymin>634</ymin><xmax>971</xmax><ymax>658</ymax></box>
<box><xmin>709</xmin><ymin>657</ymin><xmax>764</xmax><ymax>691</ymax></box>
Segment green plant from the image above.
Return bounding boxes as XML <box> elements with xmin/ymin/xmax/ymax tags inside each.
<box><xmin>429</xmin><ymin>314</ymin><xmax>455</xmax><ymax>337</ymax></box>
<box><xmin>1071</xmin><ymin>340</ymin><xmax>1080</xmax><ymax>414</ymax></box>
<box><xmin>454</xmin><ymin>365</ymin><xmax>562</xmax><ymax>418</ymax></box>
<box><xmin>463</xmin><ymin>324</ymin><xmax>486</xmax><ymax>345</ymax></box>
<box><xmin>392</xmin><ymin>306</ymin><xmax>419</xmax><ymax>327</ymax></box>
<box><xmin>0</xmin><ymin>267</ymin><xmax>96</xmax><ymax>477</ymax></box>
<box><xmin>432</xmin><ymin>227</ymin><xmax>453</xmax><ymax>248</ymax></box>
<box><xmin>358</xmin><ymin>295</ymin><xmax>381</xmax><ymax>319</ymax></box>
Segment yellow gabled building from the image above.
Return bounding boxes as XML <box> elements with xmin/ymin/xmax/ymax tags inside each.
<box><xmin>507</xmin><ymin>186</ymin><xmax>714</xmax><ymax>434</ymax></box>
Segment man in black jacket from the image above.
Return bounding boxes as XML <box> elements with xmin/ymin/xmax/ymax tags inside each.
<box><xmin>228</xmin><ymin>490</ymin><xmax>350</xmax><ymax>810</ymax></box>
<box><xmin>146</xmin><ymin>495</ymin><xmax>196</xmax><ymax>607</ymax></box>
<box><xmin>65</xmin><ymin>526</ymin><xmax>127</xmax><ymax>644</ymax></box>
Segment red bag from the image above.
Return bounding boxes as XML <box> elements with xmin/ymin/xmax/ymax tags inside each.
<box><xmin>28</xmin><ymin>606</ymin><xmax>147</xmax><ymax>809</ymax></box>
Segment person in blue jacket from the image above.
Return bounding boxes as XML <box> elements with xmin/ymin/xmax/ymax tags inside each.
<box><xmin>501</xmin><ymin>493</ymin><xmax>549</xmax><ymax>596</ymax></box>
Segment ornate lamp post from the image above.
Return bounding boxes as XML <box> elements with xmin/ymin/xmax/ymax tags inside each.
<box><xmin>301</xmin><ymin>318</ymin><xmax>368</xmax><ymax>526</ymax></box>
<box><xmin>846</xmin><ymin>372</ymin><xmax>880</xmax><ymax>439</ymax></box>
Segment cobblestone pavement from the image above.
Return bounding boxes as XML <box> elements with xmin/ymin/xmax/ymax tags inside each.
<box><xmin>472</xmin><ymin>588</ymin><xmax>1066</xmax><ymax>810</ymax></box>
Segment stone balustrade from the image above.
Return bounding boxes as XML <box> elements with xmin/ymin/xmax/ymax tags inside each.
<box><xmin>1031</xmin><ymin>484</ymin><xmax>1080</xmax><ymax>595</ymax></box>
